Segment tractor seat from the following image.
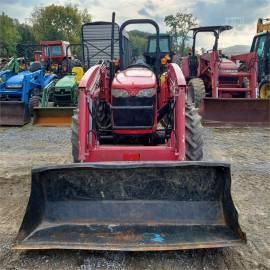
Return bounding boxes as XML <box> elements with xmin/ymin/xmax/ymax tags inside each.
<box><xmin>29</xmin><ymin>61</ymin><xmax>42</xmax><ymax>72</ymax></box>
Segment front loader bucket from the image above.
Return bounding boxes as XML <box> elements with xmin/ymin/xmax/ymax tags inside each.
<box><xmin>32</xmin><ymin>107</ymin><xmax>75</xmax><ymax>127</ymax></box>
<box><xmin>14</xmin><ymin>162</ymin><xmax>246</xmax><ymax>251</ymax></box>
<box><xmin>0</xmin><ymin>101</ymin><xmax>30</xmax><ymax>126</ymax></box>
<box><xmin>200</xmin><ymin>98</ymin><xmax>270</xmax><ymax>127</ymax></box>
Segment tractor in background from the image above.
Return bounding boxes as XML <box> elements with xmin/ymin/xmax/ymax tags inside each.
<box><xmin>15</xmin><ymin>14</ymin><xmax>246</xmax><ymax>251</ymax></box>
<box><xmin>0</xmin><ymin>44</ymin><xmax>9</xmax><ymax>69</ymax></box>
<box><xmin>32</xmin><ymin>65</ymin><xmax>84</xmax><ymax>126</ymax></box>
<box><xmin>0</xmin><ymin>57</ymin><xmax>20</xmax><ymax>86</ymax></box>
<box><xmin>32</xmin><ymin>44</ymin><xmax>89</xmax><ymax>126</ymax></box>
<box><xmin>251</xmin><ymin>18</ymin><xmax>270</xmax><ymax>98</ymax></box>
<box><xmin>143</xmin><ymin>33</ymin><xmax>175</xmax><ymax>68</ymax></box>
<box><xmin>181</xmin><ymin>25</ymin><xmax>270</xmax><ymax>126</ymax></box>
<box><xmin>0</xmin><ymin>61</ymin><xmax>56</xmax><ymax>125</ymax></box>
<box><xmin>17</xmin><ymin>40</ymin><xmax>82</xmax><ymax>77</ymax></box>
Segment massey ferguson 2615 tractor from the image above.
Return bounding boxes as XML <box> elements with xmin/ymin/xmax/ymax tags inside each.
<box><xmin>15</xmin><ymin>15</ymin><xmax>245</xmax><ymax>251</ymax></box>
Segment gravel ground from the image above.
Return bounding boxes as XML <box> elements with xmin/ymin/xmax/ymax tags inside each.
<box><xmin>0</xmin><ymin>124</ymin><xmax>269</xmax><ymax>270</ymax></box>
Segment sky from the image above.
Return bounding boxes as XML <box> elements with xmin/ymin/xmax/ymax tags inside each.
<box><xmin>1</xmin><ymin>0</ymin><xmax>269</xmax><ymax>49</ymax></box>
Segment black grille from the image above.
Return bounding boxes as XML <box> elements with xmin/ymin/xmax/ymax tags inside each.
<box><xmin>54</xmin><ymin>94</ymin><xmax>72</xmax><ymax>105</ymax></box>
<box><xmin>112</xmin><ymin>96</ymin><xmax>155</xmax><ymax>129</ymax></box>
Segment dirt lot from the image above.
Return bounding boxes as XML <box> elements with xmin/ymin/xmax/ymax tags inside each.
<box><xmin>0</xmin><ymin>125</ymin><xmax>269</xmax><ymax>270</ymax></box>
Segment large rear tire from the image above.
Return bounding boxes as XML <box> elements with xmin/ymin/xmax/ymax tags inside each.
<box><xmin>187</xmin><ymin>78</ymin><xmax>206</xmax><ymax>108</ymax></box>
<box><xmin>185</xmin><ymin>102</ymin><xmax>203</xmax><ymax>161</ymax></box>
<box><xmin>71</xmin><ymin>109</ymin><xmax>79</xmax><ymax>162</ymax></box>
<box><xmin>259</xmin><ymin>81</ymin><xmax>270</xmax><ymax>99</ymax></box>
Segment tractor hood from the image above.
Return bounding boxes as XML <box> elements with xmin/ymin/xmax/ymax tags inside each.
<box><xmin>219</xmin><ymin>58</ymin><xmax>238</xmax><ymax>71</ymax></box>
<box><xmin>6</xmin><ymin>71</ymin><xmax>31</xmax><ymax>87</ymax></box>
<box><xmin>112</xmin><ymin>67</ymin><xmax>156</xmax><ymax>89</ymax></box>
<box><xmin>55</xmin><ymin>75</ymin><xmax>77</xmax><ymax>90</ymax></box>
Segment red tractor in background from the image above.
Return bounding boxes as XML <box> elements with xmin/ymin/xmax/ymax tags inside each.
<box><xmin>15</xmin><ymin>15</ymin><xmax>245</xmax><ymax>252</ymax></box>
<box><xmin>34</xmin><ymin>40</ymin><xmax>81</xmax><ymax>76</ymax></box>
<box><xmin>17</xmin><ymin>40</ymin><xmax>81</xmax><ymax>77</ymax></box>
<box><xmin>181</xmin><ymin>26</ymin><xmax>270</xmax><ymax>127</ymax></box>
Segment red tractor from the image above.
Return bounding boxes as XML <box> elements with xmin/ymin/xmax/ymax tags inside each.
<box><xmin>15</xmin><ymin>16</ymin><xmax>245</xmax><ymax>251</ymax></box>
<box><xmin>181</xmin><ymin>26</ymin><xmax>270</xmax><ymax>126</ymax></box>
<box><xmin>17</xmin><ymin>41</ymin><xmax>81</xmax><ymax>77</ymax></box>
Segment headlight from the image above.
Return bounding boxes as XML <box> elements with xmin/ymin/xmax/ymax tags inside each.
<box><xmin>112</xmin><ymin>89</ymin><xmax>129</xmax><ymax>97</ymax></box>
<box><xmin>136</xmin><ymin>88</ymin><xmax>155</xmax><ymax>97</ymax></box>
<box><xmin>6</xmin><ymin>84</ymin><xmax>23</xmax><ymax>89</ymax></box>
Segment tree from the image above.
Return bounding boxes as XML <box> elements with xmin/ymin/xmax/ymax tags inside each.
<box><xmin>0</xmin><ymin>13</ymin><xmax>20</xmax><ymax>55</ymax></box>
<box><xmin>165</xmin><ymin>12</ymin><xmax>198</xmax><ymax>56</ymax></box>
<box><xmin>31</xmin><ymin>5</ymin><xmax>91</xmax><ymax>43</ymax></box>
<box><xmin>14</xmin><ymin>20</ymin><xmax>36</xmax><ymax>44</ymax></box>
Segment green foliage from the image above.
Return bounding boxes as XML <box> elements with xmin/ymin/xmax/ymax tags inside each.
<box><xmin>31</xmin><ymin>4</ymin><xmax>91</xmax><ymax>43</ymax></box>
<box><xmin>128</xmin><ymin>30</ymin><xmax>149</xmax><ymax>56</ymax></box>
<box><xmin>0</xmin><ymin>13</ymin><xmax>20</xmax><ymax>55</ymax></box>
<box><xmin>165</xmin><ymin>12</ymin><xmax>197</xmax><ymax>56</ymax></box>
<box><xmin>15</xmin><ymin>22</ymin><xmax>36</xmax><ymax>44</ymax></box>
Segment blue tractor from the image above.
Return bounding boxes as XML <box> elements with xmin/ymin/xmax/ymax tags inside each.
<box><xmin>0</xmin><ymin>62</ymin><xmax>56</xmax><ymax>125</ymax></box>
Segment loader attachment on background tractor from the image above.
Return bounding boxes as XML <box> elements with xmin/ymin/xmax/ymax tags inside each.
<box><xmin>15</xmin><ymin>162</ymin><xmax>246</xmax><ymax>251</ymax></box>
<box><xmin>32</xmin><ymin>107</ymin><xmax>75</xmax><ymax>126</ymax></box>
<box><xmin>32</xmin><ymin>79</ymin><xmax>76</xmax><ymax>127</ymax></box>
<box><xmin>200</xmin><ymin>98</ymin><xmax>270</xmax><ymax>127</ymax></box>
<box><xmin>0</xmin><ymin>101</ymin><xmax>30</xmax><ymax>126</ymax></box>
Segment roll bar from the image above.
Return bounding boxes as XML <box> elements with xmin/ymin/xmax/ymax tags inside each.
<box><xmin>119</xmin><ymin>19</ymin><xmax>160</xmax><ymax>76</ymax></box>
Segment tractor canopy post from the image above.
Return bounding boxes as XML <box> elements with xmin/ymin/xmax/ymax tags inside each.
<box><xmin>110</xmin><ymin>12</ymin><xmax>116</xmax><ymax>84</ymax></box>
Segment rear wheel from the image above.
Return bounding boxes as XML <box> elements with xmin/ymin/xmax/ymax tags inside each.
<box><xmin>71</xmin><ymin>110</ymin><xmax>79</xmax><ymax>162</ymax></box>
<box><xmin>185</xmin><ymin>102</ymin><xmax>203</xmax><ymax>161</ymax></box>
<box><xmin>259</xmin><ymin>81</ymin><xmax>270</xmax><ymax>98</ymax></box>
<box><xmin>187</xmin><ymin>78</ymin><xmax>206</xmax><ymax>108</ymax></box>
<box><xmin>28</xmin><ymin>95</ymin><xmax>40</xmax><ymax>115</ymax></box>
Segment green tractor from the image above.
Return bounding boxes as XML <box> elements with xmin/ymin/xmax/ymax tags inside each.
<box><xmin>33</xmin><ymin>66</ymin><xmax>84</xmax><ymax>126</ymax></box>
<box><xmin>53</xmin><ymin>73</ymin><xmax>79</xmax><ymax>107</ymax></box>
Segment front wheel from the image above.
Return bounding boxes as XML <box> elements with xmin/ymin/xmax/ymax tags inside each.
<box><xmin>71</xmin><ymin>109</ymin><xmax>79</xmax><ymax>163</ymax></box>
<box><xmin>28</xmin><ymin>95</ymin><xmax>41</xmax><ymax>115</ymax></box>
<box><xmin>259</xmin><ymin>81</ymin><xmax>270</xmax><ymax>99</ymax></box>
<box><xmin>187</xmin><ymin>78</ymin><xmax>206</xmax><ymax>108</ymax></box>
<box><xmin>185</xmin><ymin>102</ymin><xmax>203</xmax><ymax>161</ymax></box>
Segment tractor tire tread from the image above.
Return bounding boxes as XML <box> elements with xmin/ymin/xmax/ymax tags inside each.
<box><xmin>185</xmin><ymin>103</ymin><xmax>203</xmax><ymax>161</ymax></box>
<box><xmin>188</xmin><ymin>78</ymin><xmax>206</xmax><ymax>108</ymax></box>
<box><xmin>71</xmin><ymin>110</ymin><xmax>79</xmax><ymax>163</ymax></box>
<box><xmin>29</xmin><ymin>95</ymin><xmax>40</xmax><ymax>115</ymax></box>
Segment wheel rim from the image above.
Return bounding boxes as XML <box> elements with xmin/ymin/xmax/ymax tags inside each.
<box><xmin>259</xmin><ymin>82</ymin><xmax>270</xmax><ymax>99</ymax></box>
